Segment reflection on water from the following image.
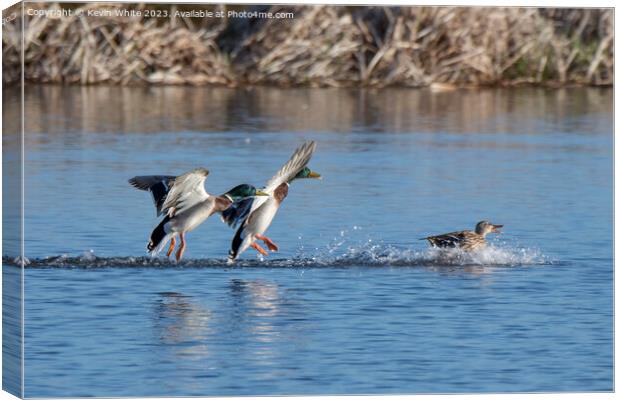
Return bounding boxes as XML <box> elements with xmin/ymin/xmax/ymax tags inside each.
<box><xmin>230</xmin><ymin>279</ymin><xmax>280</xmax><ymax>318</ymax></box>
<box><xmin>9</xmin><ymin>85</ymin><xmax>612</xmax><ymax>136</ymax></box>
<box><xmin>153</xmin><ymin>292</ymin><xmax>212</xmax><ymax>360</ymax></box>
<box><xmin>152</xmin><ymin>280</ymin><xmax>290</xmax><ymax>370</ymax></box>
<box><xmin>227</xmin><ymin>279</ymin><xmax>284</xmax><ymax>366</ymax></box>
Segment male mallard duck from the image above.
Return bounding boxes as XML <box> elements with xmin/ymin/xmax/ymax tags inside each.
<box><xmin>423</xmin><ymin>220</ymin><xmax>503</xmax><ymax>251</ymax></box>
<box><xmin>129</xmin><ymin>168</ymin><xmax>267</xmax><ymax>261</ymax></box>
<box><xmin>222</xmin><ymin>141</ymin><xmax>321</xmax><ymax>262</ymax></box>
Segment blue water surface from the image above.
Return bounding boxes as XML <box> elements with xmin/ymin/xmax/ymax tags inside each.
<box><xmin>3</xmin><ymin>85</ymin><xmax>613</xmax><ymax>396</ymax></box>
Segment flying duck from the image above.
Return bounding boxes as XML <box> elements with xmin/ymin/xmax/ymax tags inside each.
<box><xmin>129</xmin><ymin>168</ymin><xmax>267</xmax><ymax>261</ymax></box>
<box><xmin>222</xmin><ymin>141</ymin><xmax>321</xmax><ymax>262</ymax></box>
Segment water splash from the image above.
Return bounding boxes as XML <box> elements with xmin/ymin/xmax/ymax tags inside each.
<box><xmin>306</xmin><ymin>235</ymin><xmax>550</xmax><ymax>267</ymax></box>
<box><xmin>2</xmin><ymin>225</ymin><xmax>552</xmax><ymax>268</ymax></box>
<box><xmin>297</xmin><ymin>226</ymin><xmax>551</xmax><ymax>268</ymax></box>
<box><xmin>4</xmin><ymin>241</ymin><xmax>551</xmax><ymax>269</ymax></box>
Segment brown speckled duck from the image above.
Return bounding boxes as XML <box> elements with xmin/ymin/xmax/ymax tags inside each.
<box><xmin>423</xmin><ymin>221</ymin><xmax>503</xmax><ymax>251</ymax></box>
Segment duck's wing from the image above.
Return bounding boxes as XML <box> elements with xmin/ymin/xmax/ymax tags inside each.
<box><xmin>226</xmin><ymin>141</ymin><xmax>315</xmax><ymax>239</ymax></box>
<box><xmin>129</xmin><ymin>175</ymin><xmax>176</xmax><ymax>216</ymax></box>
<box><xmin>221</xmin><ymin>197</ymin><xmax>255</xmax><ymax>228</ymax></box>
<box><xmin>160</xmin><ymin>168</ymin><xmax>210</xmax><ymax>217</ymax></box>
<box><xmin>425</xmin><ymin>230</ymin><xmax>471</xmax><ymax>248</ymax></box>
<box><xmin>264</xmin><ymin>141</ymin><xmax>316</xmax><ymax>194</ymax></box>
<box><xmin>128</xmin><ymin>175</ymin><xmax>176</xmax><ymax>191</ymax></box>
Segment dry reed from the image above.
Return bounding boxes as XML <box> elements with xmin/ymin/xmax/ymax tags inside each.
<box><xmin>2</xmin><ymin>3</ymin><xmax>613</xmax><ymax>87</ymax></box>
<box><xmin>4</xmin><ymin>3</ymin><xmax>233</xmax><ymax>85</ymax></box>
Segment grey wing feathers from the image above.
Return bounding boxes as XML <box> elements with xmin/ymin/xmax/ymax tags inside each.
<box><xmin>265</xmin><ymin>141</ymin><xmax>316</xmax><ymax>193</ymax></box>
<box><xmin>129</xmin><ymin>175</ymin><xmax>176</xmax><ymax>216</ymax></box>
<box><xmin>160</xmin><ymin>167</ymin><xmax>210</xmax><ymax>217</ymax></box>
<box><xmin>128</xmin><ymin>175</ymin><xmax>176</xmax><ymax>191</ymax></box>
<box><xmin>221</xmin><ymin>197</ymin><xmax>255</xmax><ymax>228</ymax></box>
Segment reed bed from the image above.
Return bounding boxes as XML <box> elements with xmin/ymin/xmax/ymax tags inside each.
<box><xmin>4</xmin><ymin>3</ymin><xmax>233</xmax><ymax>85</ymax></box>
<box><xmin>3</xmin><ymin>3</ymin><xmax>613</xmax><ymax>87</ymax></box>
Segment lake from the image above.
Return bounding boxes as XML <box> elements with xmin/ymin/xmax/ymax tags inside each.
<box><xmin>2</xmin><ymin>85</ymin><xmax>613</xmax><ymax>396</ymax></box>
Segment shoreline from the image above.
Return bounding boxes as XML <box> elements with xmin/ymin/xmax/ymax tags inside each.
<box><xmin>11</xmin><ymin>81</ymin><xmax>614</xmax><ymax>89</ymax></box>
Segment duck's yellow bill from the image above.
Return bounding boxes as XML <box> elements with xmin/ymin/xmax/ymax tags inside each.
<box><xmin>308</xmin><ymin>171</ymin><xmax>322</xmax><ymax>179</ymax></box>
<box><xmin>255</xmin><ymin>190</ymin><xmax>269</xmax><ymax>196</ymax></box>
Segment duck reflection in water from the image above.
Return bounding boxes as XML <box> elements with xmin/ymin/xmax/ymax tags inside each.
<box><xmin>152</xmin><ymin>292</ymin><xmax>212</xmax><ymax>360</ymax></box>
<box><xmin>226</xmin><ymin>279</ymin><xmax>289</xmax><ymax>369</ymax></box>
<box><xmin>230</xmin><ymin>279</ymin><xmax>281</xmax><ymax>318</ymax></box>
<box><xmin>229</xmin><ymin>279</ymin><xmax>282</xmax><ymax>343</ymax></box>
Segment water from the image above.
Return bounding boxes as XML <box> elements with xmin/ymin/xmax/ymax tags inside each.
<box><xmin>2</xmin><ymin>85</ymin><xmax>613</xmax><ymax>396</ymax></box>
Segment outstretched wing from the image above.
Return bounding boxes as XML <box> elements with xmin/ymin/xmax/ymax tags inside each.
<box><xmin>221</xmin><ymin>197</ymin><xmax>255</xmax><ymax>228</ymax></box>
<box><xmin>160</xmin><ymin>168</ymin><xmax>210</xmax><ymax>217</ymax></box>
<box><xmin>225</xmin><ymin>141</ymin><xmax>317</xmax><ymax>240</ymax></box>
<box><xmin>129</xmin><ymin>175</ymin><xmax>176</xmax><ymax>216</ymax></box>
<box><xmin>264</xmin><ymin>141</ymin><xmax>316</xmax><ymax>194</ymax></box>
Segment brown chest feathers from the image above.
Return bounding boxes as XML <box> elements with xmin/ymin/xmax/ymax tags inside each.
<box><xmin>273</xmin><ymin>183</ymin><xmax>289</xmax><ymax>204</ymax></box>
<box><xmin>214</xmin><ymin>196</ymin><xmax>233</xmax><ymax>213</ymax></box>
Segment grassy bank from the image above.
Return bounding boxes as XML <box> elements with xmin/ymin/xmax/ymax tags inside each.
<box><xmin>2</xmin><ymin>3</ymin><xmax>614</xmax><ymax>87</ymax></box>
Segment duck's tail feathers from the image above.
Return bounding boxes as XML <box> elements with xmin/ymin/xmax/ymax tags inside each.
<box><xmin>147</xmin><ymin>217</ymin><xmax>171</xmax><ymax>254</ymax></box>
<box><xmin>227</xmin><ymin>226</ymin><xmax>245</xmax><ymax>262</ymax></box>
<box><xmin>425</xmin><ymin>237</ymin><xmax>440</xmax><ymax>247</ymax></box>
<box><xmin>228</xmin><ymin>227</ymin><xmax>255</xmax><ymax>262</ymax></box>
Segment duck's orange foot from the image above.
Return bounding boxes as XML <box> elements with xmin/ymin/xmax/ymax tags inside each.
<box><xmin>175</xmin><ymin>233</ymin><xmax>186</xmax><ymax>262</ymax></box>
<box><xmin>175</xmin><ymin>246</ymin><xmax>186</xmax><ymax>262</ymax></box>
<box><xmin>166</xmin><ymin>237</ymin><xmax>177</xmax><ymax>257</ymax></box>
<box><xmin>251</xmin><ymin>241</ymin><xmax>269</xmax><ymax>257</ymax></box>
<box><xmin>256</xmin><ymin>234</ymin><xmax>278</xmax><ymax>251</ymax></box>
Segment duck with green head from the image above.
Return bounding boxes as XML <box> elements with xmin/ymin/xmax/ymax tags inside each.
<box><xmin>129</xmin><ymin>168</ymin><xmax>267</xmax><ymax>261</ymax></box>
<box><xmin>222</xmin><ymin>141</ymin><xmax>321</xmax><ymax>262</ymax></box>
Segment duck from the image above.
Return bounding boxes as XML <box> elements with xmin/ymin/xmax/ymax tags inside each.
<box><xmin>129</xmin><ymin>168</ymin><xmax>267</xmax><ymax>261</ymax></box>
<box><xmin>423</xmin><ymin>220</ymin><xmax>503</xmax><ymax>251</ymax></box>
<box><xmin>222</xmin><ymin>141</ymin><xmax>321</xmax><ymax>262</ymax></box>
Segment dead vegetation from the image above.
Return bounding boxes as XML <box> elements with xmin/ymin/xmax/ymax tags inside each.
<box><xmin>4</xmin><ymin>3</ymin><xmax>233</xmax><ymax>85</ymax></box>
<box><xmin>2</xmin><ymin>3</ymin><xmax>614</xmax><ymax>87</ymax></box>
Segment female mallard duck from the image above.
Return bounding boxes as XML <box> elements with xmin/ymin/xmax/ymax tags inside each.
<box><xmin>222</xmin><ymin>141</ymin><xmax>321</xmax><ymax>262</ymax></box>
<box><xmin>423</xmin><ymin>221</ymin><xmax>503</xmax><ymax>251</ymax></box>
<box><xmin>129</xmin><ymin>168</ymin><xmax>267</xmax><ymax>261</ymax></box>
